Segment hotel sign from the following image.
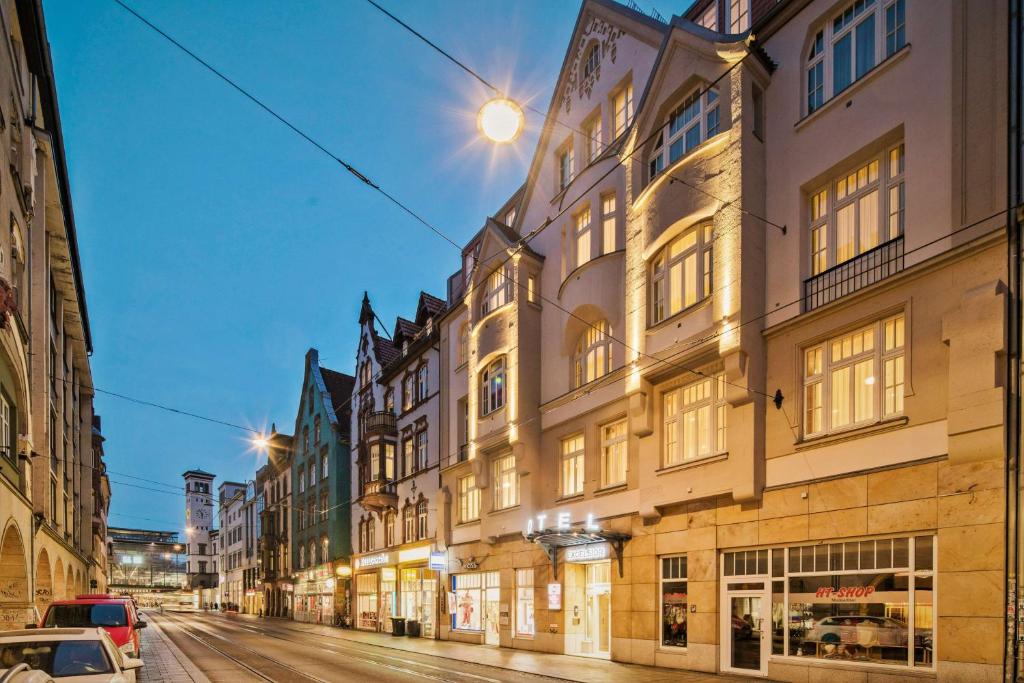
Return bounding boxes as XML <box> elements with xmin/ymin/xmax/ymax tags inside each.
<box><xmin>565</xmin><ymin>543</ymin><xmax>609</xmax><ymax>563</ymax></box>
<box><xmin>525</xmin><ymin>511</ymin><xmax>601</xmax><ymax>536</ymax></box>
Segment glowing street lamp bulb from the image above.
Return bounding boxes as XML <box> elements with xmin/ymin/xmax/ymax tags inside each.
<box><xmin>252</xmin><ymin>434</ymin><xmax>270</xmax><ymax>450</ymax></box>
<box><xmin>478</xmin><ymin>98</ymin><xmax>524</xmax><ymax>144</ymax></box>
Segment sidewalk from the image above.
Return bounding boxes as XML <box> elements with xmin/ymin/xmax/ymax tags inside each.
<box><xmin>230</xmin><ymin>613</ymin><xmax>753</xmax><ymax>682</ymax></box>
<box><xmin>137</xmin><ymin>613</ymin><xmax>212</xmax><ymax>683</ymax></box>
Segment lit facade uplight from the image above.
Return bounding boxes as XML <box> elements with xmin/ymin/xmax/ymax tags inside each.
<box><xmin>478</xmin><ymin>98</ymin><xmax>525</xmax><ymax>144</ymax></box>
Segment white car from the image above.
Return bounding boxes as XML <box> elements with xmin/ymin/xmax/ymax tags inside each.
<box><xmin>0</xmin><ymin>627</ymin><xmax>143</xmax><ymax>682</ymax></box>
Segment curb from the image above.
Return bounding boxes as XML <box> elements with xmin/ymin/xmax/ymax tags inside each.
<box><xmin>145</xmin><ymin>612</ymin><xmax>214</xmax><ymax>683</ymax></box>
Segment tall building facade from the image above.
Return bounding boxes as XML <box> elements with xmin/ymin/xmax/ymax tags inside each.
<box><xmin>0</xmin><ymin>0</ymin><xmax>107</xmax><ymax>629</ymax></box>
<box><xmin>290</xmin><ymin>348</ymin><xmax>354</xmax><ymax>624</ymax></box>
<box><xmin>350</xmin><ymin>292</ymin><xmax>445</xmax><ymax>636</ymax></box>
<box><xmin>183</xmin><ymin>469</ymin><xmax>217</xmax><ymax>599</ymax></box>
<box><xmin>257</xmin><ymin>429</ymin><xmax>293</xmax><ymax>618</ymax></box>
<box><xmin>424</xmin><ymin>0</ymin><xmax>1012</xmax><ymax>680</ymax></box>
<box><xmin>217</xmin><ymin>480</ymin><xmax>246</xmax><ymax>609</ymax></box>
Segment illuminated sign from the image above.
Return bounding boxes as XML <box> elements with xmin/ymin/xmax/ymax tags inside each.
<box><xmin>565</xmin><ymin>544</ymin><xmax>609</xmax><ymax>563</ymax></box>
<box><xmin>815</xmin><ymin>586</ymin><xmax>876</xmax><ymax>601</ymax></box>
<box><xmin>429</xmin><ymin>551</ymin><xmax>447</xmax><ymax>571</ymax></box>
<box><xmin>398</xmin><ymin>546</ymin><xmax>432</xmax><ymax>564</ymax></box>
<box><xmin>547</xmin><ymin>583</ymin><xmax>562</xmax><ymax>610</ymax></box>
<box><xmin>381</xmin><ymin>567</ymin><xmax>397</xmax><ymax>582</ymax></box>
<box><xmin>525</xmin><ymin>512</ymin><xmax>601</xmax><ymax>536</ymax></box>
<box><xmin>356</xmin><ymin>553</ymin><xmax>389</xmax><ymax>569</ymax></box>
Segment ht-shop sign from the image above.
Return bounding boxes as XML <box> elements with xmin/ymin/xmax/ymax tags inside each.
<box><xmin>816</xmin><ymin>586</ymin><xmax>876</xmax><ymax>601</ymax></box>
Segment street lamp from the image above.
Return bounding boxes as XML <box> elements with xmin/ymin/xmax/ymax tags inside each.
<box><xmin>251</xmin><ymin>434</ymin><xmax>270</xmax><ymax>450</ymax></box>
<box><xmin>477</xmin><ymin>98</ymin><xmax>524</xmax><ymax>144</ymax></box>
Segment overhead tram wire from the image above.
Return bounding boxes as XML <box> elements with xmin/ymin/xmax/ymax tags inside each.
<box><xmin>110</xmin><ymin>2</ymin><xmax>791</xmax><ymax>408</ymax></box>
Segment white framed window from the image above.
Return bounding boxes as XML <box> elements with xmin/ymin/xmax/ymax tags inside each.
<box><xmin>457</xmin><ymin>323</ymin><xmax>470</xmax><ymax>366</ymax></box>
<box><xmin>663</xmin><ymin>372</ymin><xmax>727</xmax><ymax>466</ymax></box>
<box><xmin>601</xmin><ymin>419</ymin><xmax>628</xmax><ymax>488</ymax></box>
<box><xmin>417</xmin><ymin>364</ymin><xmax>429</xmax><ymax>401</ymax></box>
<box><xmin>573</xmin><ymin>320</ymin><xmax>612</xmax><ymax>389</ymax></box>
<box><xmin>404</xmin><ymin>505</ymin><xmax>415</xmax><ymax>543</ymax></box>
<box><xmin>402</xmin><ymin>438</ymin><xmax>414</xmax><ymax>477</ymax></box>
<box><xmin>660</xmin><ymin>555</ymin><xmax>688</xmax><ymax>648</ymax></box>
<box><xmin>650</xmin><ymin>223</ymin><xmax>713</xmax><ymax>325</ymax></box>
<box><xmin>417</xmin><ymin>499</ymin><xmax>428</xmax><ymax>539</ymax></box>
<box><xmin>557</xmin><ymin>143</ymin><xmax>574</xmax><ymax>192</ymax></box>
<box><xmin>321</xmin><ymin>450</ymin><xmax>328</xmax><ymax>479</ymax></box>
<box><xmin>601</xmin><ymin>194</ymin><xmax>617</xmax><ymax>254</ymax></box>
<box><xmin>574</xmin><ymin>206</ymin><xmax>592</xmax><ymax>268</ymax></box>
<box><xmin>727</xmin><ymin>0</ymin><xmax>749</xmax><ymax>33</ymax></box>
<box><xmin>808</xmin><ymin>142</ymin><xmax>904</xmax><ymax>275</ymax></box>
<box><xmin>696</xmin><ymin>1</ymin><xmax>717</xmax><ymax>30</ymax></box>
<box><xmin>0</xmin><ymin>394</ymin><xmax>11</xmax><ymax>458</ymax></box>
<box><xmin>805</xmin><ymin>0</ymin><xmax>907</xmax><ymax>115</ymax></box>
<box><xmin>403</xmin><ymin>375</ymin><xmax>414</xmax><ymax>410</ymax></box>
<box><xmin>493</xmin><ymin>453</ymin><xmax>519</xmax><ymax>510</ymax></box>
<box><xmin>480</xmin><ymin>357</ymin><xmax>506</xmax><ymax>416</ymax></box>
<box><xmin>504</xmin><ymin>207</ymin><xmax>517</xmax><ymax>227</ymax></box>
<box><xmin>309</xmin><ymin>462</ymin><xmax>316</xmax><ymax>487</ymax></box>
<box><xmin>803</xmin><ymin>313</ymin><xmax>905</xmax><ymax>437</ymax></box>
<box><xmin>560</xmin><ymin>434</ymin><xmax>584</xmax><ymax>497</ymax></box>
<box><xmin>384</xmin><ymin>510</ymin><xmax>395</xmax><ymax>547</ymax></box>
<box><xmin>612</xmin><ymin>82</ymin><xmax>634</xmax><ymax>137</ymax></box>
<box><xmin>415</xmin><ymin>428</ymin><xmax>428</xmax><ymax>471</ymax></box>
<box><xmin>458</xmin><ymin>474</ymin><xmax>480</xmax><ymax>523</ymax></box>
<box><xmin>527</xmin><ymin>275</ymin><xmax>537</xmax><ymax>304</ymax></box>
<box><xmin>515</xmin><ymin>568</ymin><xmax>535</xmax><ymax>637</ymax></box>
<box><xmin>385</xmin><ymin>442</ymin><xmax>395</xmax><ymax>480</ymax></box>
<box><xmin>583</xmin><ymin>43</ymin><xmax>600</xmax><ymax>79</ymax></box>
<box><xmin>481</xmin><ymin>266</ymin><xmax>513</xmax><ymax>316</ymax></box>
<box><xmin>585</xmin><ymin>114</ymin><xmax>602</xmax><ymax>163</ymax></box>
<box><xmin>367</xmin><ymin>517</ymin><xmax>375</xmax><ymax>550</ymax></box>
<box><xmin>649</xmin><ymin>87</ymin><xmax>720</xmax><ymax>179</ymax></box>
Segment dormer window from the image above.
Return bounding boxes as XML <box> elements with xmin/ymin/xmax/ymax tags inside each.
<box><xmin>649</xmin><ymin>87</ymin><xmax>720</xmax><ymax>180</ymax></box>
<box><xmin>481</xmin><ymin>265</ymin><xmax>513</xmax><ymax>316</ymax></box>
<box><xmin>402</xmin><ymin>340</ymin><xmax>409</xmax><ymax>356</ymax></box>
<box><xmin>583</xmin><ymin>43</ymin><xmax>600</xmax><ymax>79</ymax></box>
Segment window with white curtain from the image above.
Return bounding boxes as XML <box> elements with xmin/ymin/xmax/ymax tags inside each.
<box><xmin>649</xmin><ymin>87</ymin><xmax>720</xmax><ymax>180</ymax></box>
<box><xmin>808</xmin><ymin>142</ymin><xmax>904</xmax><ymax>276</ymax></box>
<box><xmin>805</xmin><ymin>0</ymin><xmax>907</xmax><ymax>115</ymax></box>
<box><xmin>651</xmin><ymin>223</ymin><xmax>713</xmax><ymax>324</ymax></box>
<box><xmin>493</xmin><ymin>453</ymin><xmax>519</xmax><ymax>510</ymax></box>
<box><xmin>480</xmin><ymin>357</ymin><xmax>506</xmax><ymax>416</ymax></box>
<box><xmin>663</xmin><ymin>373</ymin><xmax>727</xmax><ymax>466</ymax></box>
<box><xmin>573</xmin><ymin>320</ymin><xmax>612</xmax><ymax>389</ymax></box>
<box><xmin>601</xmin><ymin>419</ymin><xmax>628</xmax><ymax>487</ymax></box>
<box><xmin>804</xmin><ymin>313</ymin><xmax>905</xmax><ymax>437</ymax></box>
<box><xmin>560</xmin><ymin>434</ymin><xmax>585</xmax><ymax>497</ymax></box>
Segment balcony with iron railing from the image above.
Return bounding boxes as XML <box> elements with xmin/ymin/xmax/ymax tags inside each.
<box><xmin>358</xmin><ymin>477</ymin><xmax>398</xmax><ymax>511</ymax></box>
<box><xmin>361</xmin><ymin>411</ymin><xmax>397</xmax><ymax>437</ymax></box>
<box><xmin>804</xmin><ymin>236</ymin><xmax>904</xmax><ymax>312</ymax></box>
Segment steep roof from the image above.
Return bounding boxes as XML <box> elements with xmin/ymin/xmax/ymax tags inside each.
<box><xmin>393</xmin><ymin>317</ymin><xmax>422</xmax><ymax>345</ymax></box>
<box><xmin>417</xmin><ymin>292</ymin><xmax>446</xmax><ymax>323</ymax></box>
<box><xmin>320</xmin><ymin>367</ymin><xmax>355</xmax><ymax>420</ymax></box>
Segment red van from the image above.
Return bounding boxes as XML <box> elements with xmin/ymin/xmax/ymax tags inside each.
<box><xmin>38</xmin><ymin>595</ymin><xmax>146</xmax><ymax>659</ymax></box>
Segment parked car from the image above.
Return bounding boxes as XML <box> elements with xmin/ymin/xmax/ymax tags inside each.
<box><xmin>731</xmin><ymin>616</ymin><xmax>752</xmax><ymax>639</ymax></box>
<box><xmin>38</xmin><ymin>598</ymin><xmax>146</xmax><ymax>660</ymax></box>
<box><xmin>0</xmin><ymin>627</ymin><xmax>142</xmax><ymax>682</ymax></box>
<box><xmin>804</xmin><ymin>615</ymin><xmax>908</xmax><ymax>647</ymax></box>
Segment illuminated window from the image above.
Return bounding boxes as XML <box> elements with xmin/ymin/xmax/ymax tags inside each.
<box><xmin>612</xmin><ymin>82</ymin><xmax>634</xmax><ymax>137</ymax></box>
<box><xmin>650</xmin><ymin>223</ymin><xmax>713</xmax><ymax>324</ymax></box>
<box><xmin>585</xmin><ymin>113</ymin><xmax>602</xmax><ymax>163</ymax></box>
<box><xmin>573</xmin><ymin>320</ymin><xmax>612</xmax><ymax>389</ymax></box>
<box><xmin>601</xmin><ymin>419</ymin><xmax>628</xmax><ymax>488</ymax></box>
<box><xmin>728</xmin><ymin>0</ymin><xmax>749</xmax><ymax>32</ymax></box>
<box><xmin>493</xmin><ymin>453</ymin><xmax>519</xmax><ymax>510</ymax></box>
<box><xmin>649</xmin><ymin>88</ymin><xmax>720</xmax><ymax>180</ymax></box>
<box><xmin>583</xmin><ymin>43</ymin><xmax>600</xmax><ymax>79</ymax></box>
<box><xmin>560</xmin><ymin>434</ymin><xmax>584</xmax><ymax>497</ymax></box>
<box><xmin>601</xmin><ymin>194</ymin><xmax>617</xmax><ymax>254</ymax></box>
<box><xmin>575</xmin><ymin>206</ymin><xmax>592</xmax><ymax>268</ymax></box>
<box><xmin>515</xmin><ymin>568</ymin><xmax>535</xmax><ymax>637</ymax></box>
<box><xmin>663</xmin><ymin>372</ymin><xmax>727</xmax><ymax>466</ymax></box>
<box><xmin>480</xmin><ymin>357</ymin><xmax>506</xmax><ymax>416</ymax></box>
<box><xmin>458</xmin><ymin>475</ymin><xmax>479</xmax><ymax>523</ymax></box>
<box><xmin>481</xmin><ymin>266</ymin><xmax>513</xmax><ymax>316</ymax></box>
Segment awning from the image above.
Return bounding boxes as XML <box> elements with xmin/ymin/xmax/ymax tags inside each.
<box><xmin>524</xmin><ymin>530</ymin><xmax>631</xmax><ymax>580</ymax></box>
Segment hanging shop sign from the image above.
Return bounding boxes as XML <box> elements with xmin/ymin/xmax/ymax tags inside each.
<box><xmin>398</xmin><ymin>546</ymin><xmax>432</xmax><ymax>563</ymax></box>
<box><xmin>356</xmin><ymin>553</ymin><xmax>390</xmax><ymax>570</ymax></box>
<box><xmin>429</xmin><ymin>551</ymin><xmax>447</xmax><ymax>571</ymax></box>
<box><xmin>547</xmin><ymin>583</ymin><xmax>562</xmax><ymax>610</ymax></box>
<box><xmin>565</xmin><ymin>543</ymin><xmax>609</xmax><ymax>563</ymax></box>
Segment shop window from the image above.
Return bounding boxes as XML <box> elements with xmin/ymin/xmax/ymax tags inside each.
<box><xmin>357</xmin><ymin>573</ymin><xmax>379</xmax><ymax>631</ymax></box>
<box><xmin>515</xmin><ymin>568</ymin><xmax>535</xmax><ymax>637</ymax></box>
<box><xmin>650</xmin><ymin>223</ymin><xmax>713</xmax><ymax>324</ymax></box>
<box><xmin>601</xmin><ymin>419</ymin><xmax>628</xmax><ymax>488</ymax></box>
<box><xmin>401</xmin><ymin>568</ymin><xmax>436</xmax><ymax>638</ymax></box>
<box><xmin>803</xmin><ymin>313</ymin><xmax>905</xmax><ymax>437</ymax></box>
<box><xmin>493</xmin><ymin>453</ymin><xmax>519</xmax><ymax>509</ymax></box>
<box><xmin>661</xmin><ymin>556</ymin><xmax>687</xmax><ymax>648</ymax></box>
<box><xmin>452</xmin><ymin>571</ymin><xmax>500</xmax><ymax>633</ymax></box>
<box><xmin>458</xmin><ymin>475</ymin><xmax>480</xmax><ymax>523</ymax></box>
<box><xmin>663</xmin><ymin>372</ymin><xmax>727</xmax><ymax>466</ymax></box>
<box><xmin>560</xmin><ymin>434</ymin><xmax>585</xmax><ymax>497</ymax></box>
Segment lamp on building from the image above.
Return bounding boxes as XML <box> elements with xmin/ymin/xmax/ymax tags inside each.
<box><xmin>477</xmin><ymin>98</ymin><xmax>524</xmax><ymax>144</ymax></box>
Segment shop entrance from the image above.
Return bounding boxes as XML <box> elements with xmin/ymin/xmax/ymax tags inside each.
<box><xmin>720</xmin><ymin>574</ymin><xmax>769</xmax><ymax>676</ymax></box>
<box><xmin>564</xmin><ymin>560</ymin><xmax>611</xmax><ymax>659</ymax></box>
<box><xmin>483</xmin><ymin>571</ymin><xmax>500</xmax><ymax>645</ymax></box>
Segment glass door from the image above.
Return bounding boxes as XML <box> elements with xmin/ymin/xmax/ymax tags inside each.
<box><xmin>722</xmin><ymin>585</ymin><xmax>769</xmax><ymax>676</ymax></box>
<box><xmin>483</xmin><ymin>571</ymin><xmax>501</xmax><ymax>645</ymax></box>
<box><xmin>584</xmin><ymin>562</ymin><xmax>611</xmax><ymax>658</ymax></box>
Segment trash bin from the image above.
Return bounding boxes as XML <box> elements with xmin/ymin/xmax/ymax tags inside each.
<box><xmin>406</xmin><ymin>620</ymin><xmax>421</xmax><ymax>637</ymax></box>
<box><xmin>390</xmin><ymin>617</ymin><xmax>407</xmax><ymax>636</ymax></box>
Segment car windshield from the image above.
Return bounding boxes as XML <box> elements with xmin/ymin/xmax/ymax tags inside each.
<box><xmin>0</xmin><ymin>640</ymin><xmax>113</xmax><ymax>676</ymax></box>
<box><xmin>45</xmin><ymin>604</ymin><xmax>128</xmax><ymax>628</ymax></box>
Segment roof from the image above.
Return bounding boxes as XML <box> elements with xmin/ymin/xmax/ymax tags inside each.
<box><xmin>320</xmin><ymin>367</ymin><xmax>355</xmax><ymax>420</ymax></box>
<box><xmin>0</xmin><ymin>627</ymin><xmax>104</xmax><ymax>639</ymax></box>
<box><xmin>393</xmin><ymin>317</ymin><xmax>421</xmax><ymax>344</ymax></box>
<box><xmin>417</xmin><ymin>292</ymin><xmax>446</xmax><ymax>321</ymax></box>
<box><xmin>373</xmin><ymin>334</ymin><xmax>400</xmax><ymax>367</ymax></box>
<box><xmin>182</xmin><ymin>469</ymin><xmax>215</xmax><ymax>479</ymax></box>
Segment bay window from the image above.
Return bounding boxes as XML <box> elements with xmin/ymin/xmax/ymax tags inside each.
<box><xmin>481</xmin><ymin>266</ymin><xmax>513</xmax><ymax>316</ymax></box>
<box><xmin>727</xmin><ymin>0</ymin><xmax>749</xmax><ymax>33</ymax></box>
<box><xmin>480</xmin><ymin>357</ymin><xmax>506</xmax><ymax>416</ymax></box>
<box><xmin>601</xmin><ymin>419</ymin><xmax>628</xmax><ymax>488</ymax></box>
<box><xmin>493</xmin><ymin>453</ymin><xmax>519</xmax><ymax>510</ymax></box>
<box><xmin>808</xmin><ymin>142</ymin><xmax>904</xmax><ymax>275</ymax></box>
<box><xmin>573</xmin><ymin>320</ymin><xmax>612</xmax><ymax>389</ymax></box>
<box><xmin>663</xmin><ymin>372</ymin><xmax>727</xmax><ymax>466</ymax></box>
<box><xmin>649</xmin><ymin>88</ymin><xmax>720</xmax><ymax>180</ymax></box>
<box><xmin>804</xmin><ymin>313</ymin><xmax>905</xmax><ymax>437</ymax></box>
<box><xmin>805</xmin><ymin>0</ymin><xmax>907</xmax><ymax>115</ymax></box>
<box><xmin>560</xmin><ymin>434</ymin><xmax>584</xmax><ymax>497</ymax></box>
<box><xmin>650</xmin><ymin>223</ymin><xmax>713</xmax><ymax>324</ymax></box>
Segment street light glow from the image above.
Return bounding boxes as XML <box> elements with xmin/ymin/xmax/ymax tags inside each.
<box><xmin>478</xmin><ymin>98</ymin><xmax>524</xmax><ymax>144</ymax></box>
<box><xmin>252</xmin><ymin>434</ymin><xmax>270</xmax><ymax>450</ymax></box>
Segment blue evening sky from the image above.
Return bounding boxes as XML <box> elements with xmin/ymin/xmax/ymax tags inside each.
<box><xmin>42</xmin><ymin>0</ymin><xmax>674</xmax><ymax>535</ymax></box>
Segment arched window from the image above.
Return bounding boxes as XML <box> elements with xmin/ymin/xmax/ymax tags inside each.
<box><xmin>481</xmin><ymin>266</ymin><xmax>513</xmax><ymax>316</ymax></box>
<box><xmin>299</xmin><ymin>544</ymin><xmax>305</xmax><ymax>568</ymax></box>
<box><xmin>384</xmin><ymin>509</ymin><xmax>395</xmax><ymax>547</ymax></box>
<box><xmin>417</xmin><ymin>499</ymin><xmax>428</xmax><ymax>540</ymax></box>
<box><xmin>573</xmin><ymin>320</ymin><xmax>612</xmax><ymax>388</ymax></box>
<box><xmin>480</xmin><ymin>357</ymin><xmax>506</xmax><ymax>416</ymax></box>
<box><xmin>650</xmin><ymin>223</ymin><xmax>714</xmax><ymax>324</ymax></box>
<box><xmin>583</xmin><ymin>43</ymin><xmax>600</xmax><ymax>79</ymax></box>
<box><xmin>404</xmin><ymin>505</ymin><xmax>415</xmax><ymax>543</ymax></box>
<box><xmin>308</xmin><ymin>540</ymin><xmax>316</xmax><ymax>566</ymax></box>
<box><xmin>649</xmin><ymin>87</ymin><xmax>720</xmax><ymax>179</ymax></box>
<box><xmin>384</xmin><ymin>388</ymin><xmax>394</xmax><ymax>412</ymax></box>
<box><xmin>367</xmin><ymin>517</ymin><xmax>375</xmax><ymax>550</ymax></box>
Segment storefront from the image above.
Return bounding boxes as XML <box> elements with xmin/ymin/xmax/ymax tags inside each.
<box><xmin>718</xmin><ymin>535</ymin><xmax>935</xmax><ymax>677</ymax></box>
<box><xmin>293</xmin><ymin>564</ymin><xmax>335</xmax><ymax>624</ymax></box>
<box><xmin>352</xmin><ymin>545</ymin><xmax>440</xmax><ymax>637</ymax></box>
<box><xmin>451</xmin><ymin>571</ymin><xmax>501</xmax><ymax>645</ymax></box>
<box><xmin>562</xmin><ymin>547</ymin><xmax>611</xmax><ymax>659</ymax></box>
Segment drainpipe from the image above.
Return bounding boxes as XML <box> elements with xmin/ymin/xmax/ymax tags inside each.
<box><xmin>1007</xmin><ymin>0</ymin><xmax>1023</xmax><ymax>679</ymax></box>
